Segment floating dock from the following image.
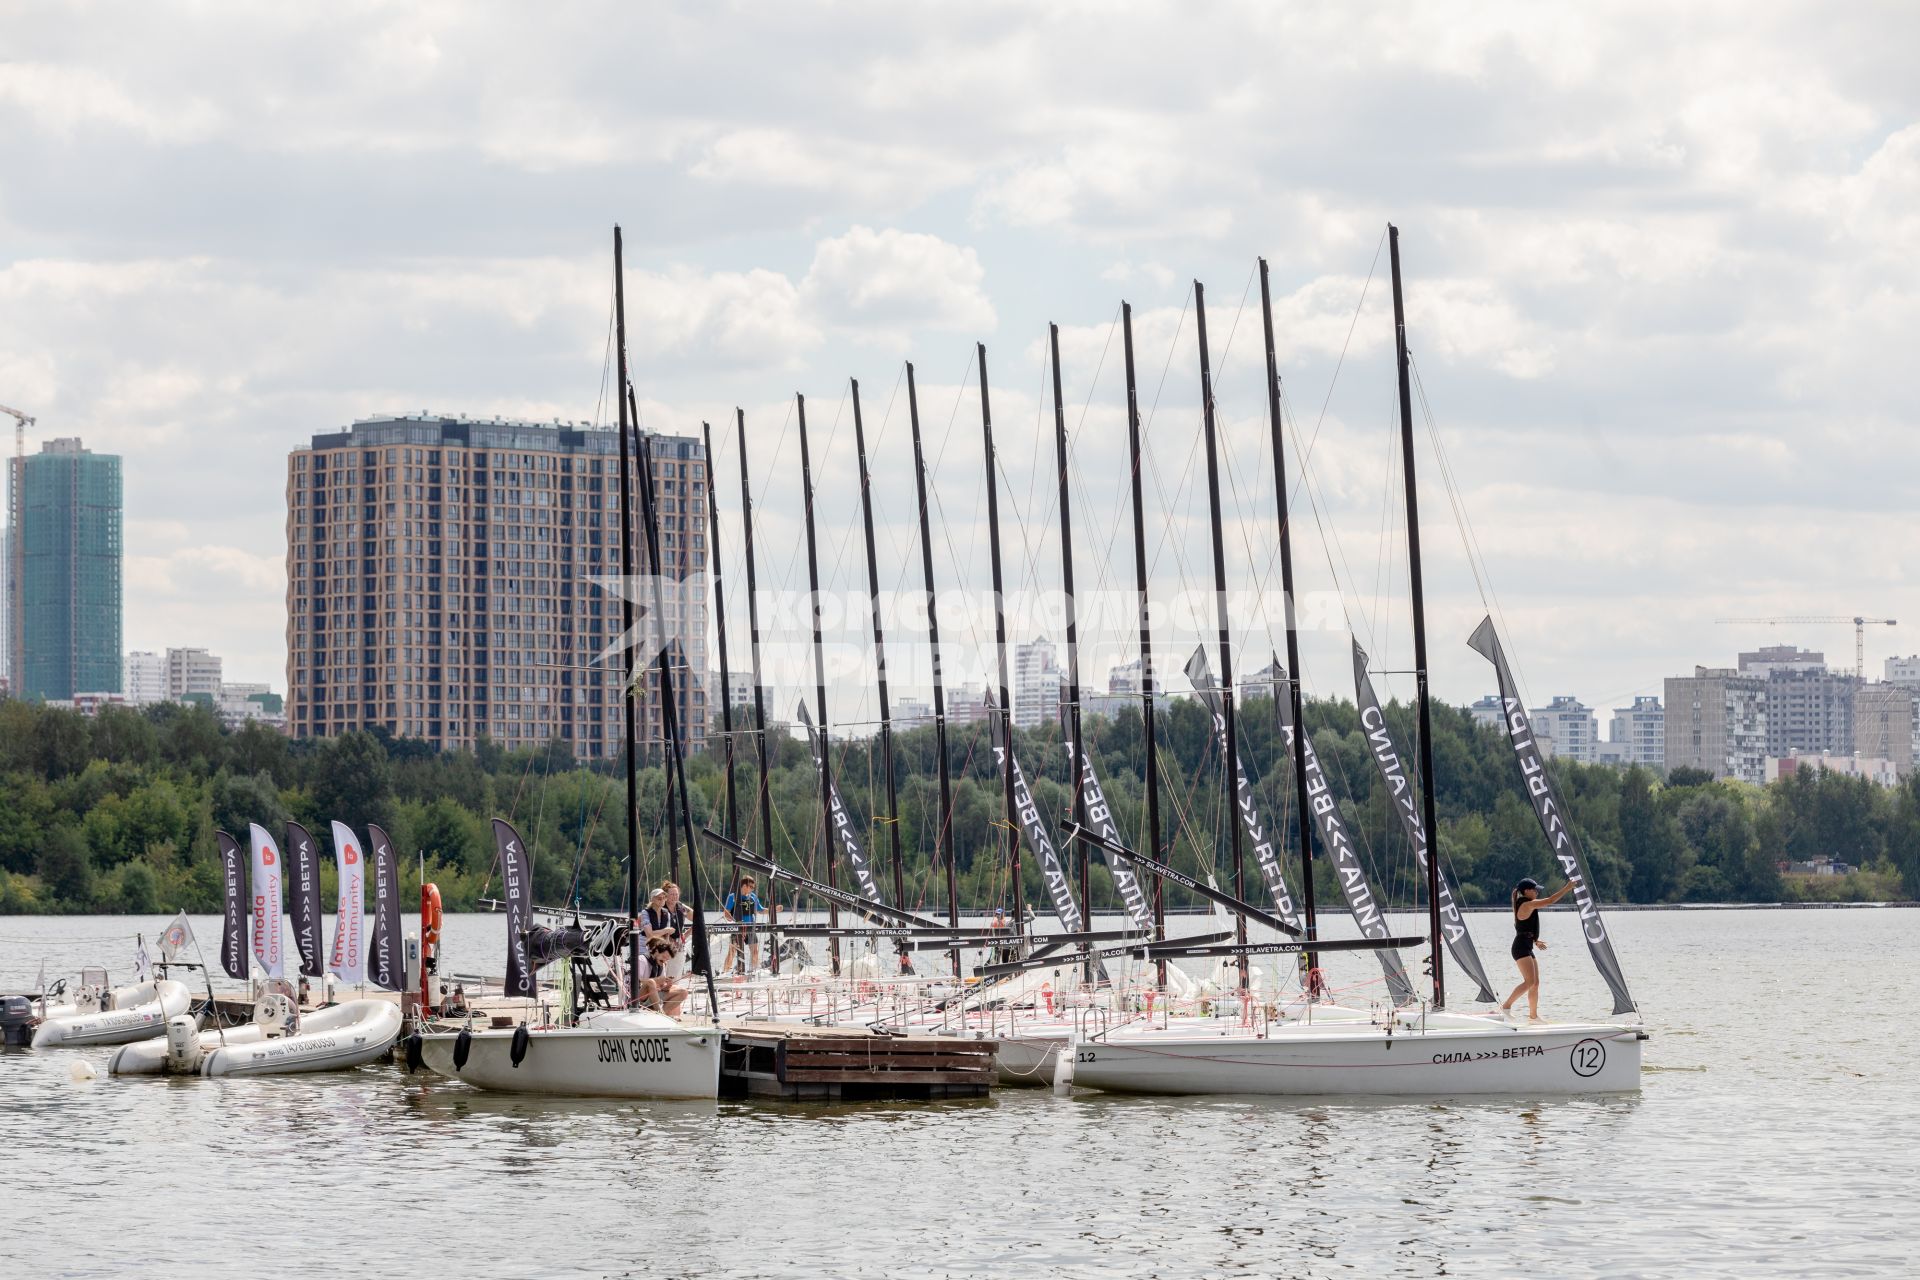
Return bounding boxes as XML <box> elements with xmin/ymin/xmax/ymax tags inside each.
<box><xmin>719</xmin><ymin>1023</ymin><xmax>996</xmax><ymax>1101</ymax></box>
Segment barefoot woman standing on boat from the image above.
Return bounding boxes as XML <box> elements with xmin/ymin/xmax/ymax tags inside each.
<box><xmin>1502</xmin><ymin>877</ymin><xmax>1572</xmax><ymax>1020</ymax></box>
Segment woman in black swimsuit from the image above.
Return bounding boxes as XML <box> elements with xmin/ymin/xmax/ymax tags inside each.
<box><xmin>1501</xmin><ymin>876</ymin><xmax>1572</xmax><ymax>1021</ymax></box>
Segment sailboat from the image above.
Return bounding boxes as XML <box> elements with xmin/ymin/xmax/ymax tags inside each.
<box><xmin>412</xmin><ymin>226</ymin><xmax>723</xmax><ymax>1100</ymax></box>
<box><xmin>1065</xmin><ymin>231</ymin><xmax>1646</xmax><ymax>1097</ymax></box>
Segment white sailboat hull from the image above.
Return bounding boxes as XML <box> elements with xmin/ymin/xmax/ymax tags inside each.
<box><xmin>31</xmin><ymin>981</ymin><xmax>192</xmax><ymax>1048</ymax></box>
<box><xmin>1071</xmin><ymin>1019</ymin><xmax>1644</xmax><ymax>1096</ymax></box>
<box><xmin>417</xmin><ymin>1011</ymin><xmax>721</xmax><ymax>1100</ymax></box>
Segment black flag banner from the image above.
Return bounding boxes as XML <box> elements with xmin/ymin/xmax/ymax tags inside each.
<box><xmin>493</xmin><ymin>818</ymin><xmax>535</xmax><ymax>999</ymax></box>
<box><xmin>366</xmin><ymin>823</ymin><xmax>404</xmax><ymax>993</ymax></box>
<box><xmin>1183</xmin><ymin>647</ymin><xmax>1303</xmax><ymax>932</ymax></box>
<box><xmin>1468</xmin><ymin>616</ymin><xmax>1636</xmax><ymax>1016</ymax></box>
<box><xmin>215</xmin><ymin>829</ymin><xmax>248</xmax><ymax>980</ymax></box>
<box><xmin>984</xmin><ymin>690</ymin><xmax>1085</xmax><ymax>934</ymax></box>
<box><xmin>1352</xmin><ymin>641</ymin><xmax>1498</xmax><ymax>1002</ymax></box>
<box><xmin>1065</xmin><ymin>730</ymin><xmax>1154</xmax><ymax>932</ymax></box>
<box><xmin>285</xmin><ymin>820</ymin><xmax>325</xmax><ymax>979</ymax></box>
<box><xmin>1269</xmin><ymin>655</ymin><xmax>1416</xmax><ymax>1005</ymax></box>
<box><xmin>796</xmin><ymin>701</ymin><xmax>888</xmax><ymax>906</ymax></box>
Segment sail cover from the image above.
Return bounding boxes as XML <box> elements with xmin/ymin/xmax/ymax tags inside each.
<box><xmin>215</xmin><ymin>830</ymin><xmax>248</xmax><ymax>980</ymax></box>
<box><xmin>983</xmin><ymin>690</ymin><xmax>1085</xmax><ymax>933</ymax></box>
<box><xmin>247</xmin><ymin>822</ymin><xmax>284</xmax><ymax>979</ymax></box>
<box><xmin>328</xmin><ymin>821</ymin><xmax>366</xmax><ymax>985</ymax></box>
<box><xmin>494</xmin><ymin>818</ymin><xmax>535</xmax><ymax>999</ymax></box>
<box><xmin>1183</xmin><ymin>647</ymin><xmax>1303</xmax><ymax>932</ymax></box>
<box><xmin>1063</xmin><ymin>727</ymin><xmax>1153</xmax><ymax>932</ymax></box>
<box><xmin>1267</xmin><ymin>655</ymin><xmax>1416</xmax><ymax>1004</ymax></box>
<box><xmin>1352</xmin><ymin>641</ymin><xmax>1499</xmax><ymax>1002</ymax></box>
<box><xmin>796</xmin><ymin>701</ymin><xmax>888</xmax><ymax>906</ymax></box>
<box><xmin>1468</xmin><ymin>616</ymin><xmax>1636</xmax><ymax>1015</ymax></box>
<box><xmin>285</xmin><ymin>820</ymin><xmax>324</xmax><ymax>979</ymax></box>
<box><xmin>365</xmin><ymin>823</ymin><xmax>404</xmax><ymax>993</ymax></box>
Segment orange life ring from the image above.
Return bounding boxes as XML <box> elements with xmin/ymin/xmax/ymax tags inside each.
<box><xmin>421</xmin><ymin>883</ymin><xmax>443</xmax><ymax>948</ymax></box>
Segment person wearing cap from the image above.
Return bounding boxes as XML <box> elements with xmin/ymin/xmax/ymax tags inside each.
<box><xmin>721</xmin><ymin>874</ymin><xmax>763</xmax><ymax>976</ymax></box>
<box><xmin>1501</xmin><ymin>876</ymin><xmax>1573</xmax><ymax>1021</ymax></box>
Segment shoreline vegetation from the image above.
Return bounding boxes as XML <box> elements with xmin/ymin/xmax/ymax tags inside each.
<box><xmin>2</xmin><ymin>695</ymin><xmax>1917</xmax><ymax>916</ymax></box>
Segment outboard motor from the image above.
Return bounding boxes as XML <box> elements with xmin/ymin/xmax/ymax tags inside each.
<box><xmin>0</xmin><ymin>995</ymin><xmax>34</xmax><ymax>1047</ymax></box>
<box><xmin>254</xmin><ymin>992</ymin><xmax>298</xmax><ymax>1038</ymax></box>
<box><xmin>163</xmin><ymin>1014</ymin><xmax>205</xmax><ymax>1074</ymax></box>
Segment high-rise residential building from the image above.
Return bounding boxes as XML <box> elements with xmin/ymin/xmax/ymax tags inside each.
<box><xmin>1014</xmin><ymin>636</ymin><xmax>1062</xmax><ymax>729</ymax></box>
<box><xmin>1884</xmin><ymin>655</ymin><xmax>1920</xmax><ymax>688</ymax></box>
<box><xmin>1853</xmin><ymin>684</ymin><xmax>1916</xmax><ymax>775</ymax></box>
<box><xmin>1608</xmin><ymin>696</ymin><xmax>1665</xmax><ymax>769</ymax></box>
<box><xmin>7</xmin><ymin>438</ymin><xmax>122</xmax><ymax>701</ymax></box>
<box><xmin>1758</xmin><ymin>666</ymin><xmax>1856</xmax><ymax>758</ymax></box>
<box><xmin>1238</xmin><ymin>658</ymin><xmax>1285</xmax><ymax>706</ymax></box>
<box><xmin>124</xmin><ymin>650</ymin><xmax>167</xmax><ymax>704</ymax></box>
<box><xmin>1529</xmin><ymin>696</ymin><xmax>1598</xmax><ymax>764</ymax></box>
<box><xmin>1665</xmin><ymin>667</ymin><xmax>1767</xmax><ymax>783</ymax></box>
<box><xmin>947</xmin><ymin>682</ymin><xmax>991</xmax><ymax>728</ymax></box>
<box><xmin>1107</xmin><ymin>658</ymin><xmax>1143</xmax><ymax>696</ymax></box>
<box><xmin>166</xmin><ymin>646</ymin><xmax>224</xmax><ymax>700</ymax></box>
<box><xmin>285</xmin><ymin>414</ymin><xmax>708</xmax><ymax>759</ymax></box>
<box><xmin>1738</xmin><ymin>645</ymin><xmax>1826</xmax><ymax>677</ymax></box>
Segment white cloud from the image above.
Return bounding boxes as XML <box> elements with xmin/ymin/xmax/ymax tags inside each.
<box><xmin>801</xmin><ymin>227</ymin><xmax>994</xmax><ymax>334</ymax></box>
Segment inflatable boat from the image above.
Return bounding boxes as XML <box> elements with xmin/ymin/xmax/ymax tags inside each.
<box><xmin>31</xmin><ymin>979</ymin><xmax>193</xmax><ymax>1048</ymax></box>
<box><xmin>108</xmin><ymin>994</ymin><xmax>402</xmax><ymax>1076</ymax></box>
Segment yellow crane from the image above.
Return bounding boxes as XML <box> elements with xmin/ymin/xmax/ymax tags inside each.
<box><xmin>0</xmin><ymin>402</ymin><xmax>30</xmax><ymax>463</ymax></box>
<box><xmin>1714</xmin><ymin>616</ymin><xmax>1898</xmax><ymax>679</ymax></box>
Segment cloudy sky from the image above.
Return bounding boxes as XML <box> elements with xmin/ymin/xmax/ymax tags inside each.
<box><xmin>4</xmin><ymin>2</ymin><xmax>1918</xmax><ymax>726</ymax></box>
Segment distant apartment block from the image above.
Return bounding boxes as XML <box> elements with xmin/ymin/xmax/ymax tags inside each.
<box><xmin>1758</xmin><ymin>666</ymin><xmax>1855</xmax><ymax>758</ymax></box>
<box><xmin>1469</xmin><ymin>695</ymin><xmax>1504</xmax><ymax>731</ymax></box>
<box><xmin>1853</xmin><ymin>684</ymin><xmax>1916</xmax><ymax>775</ymax></box>
<box><xmin>285</xmin><ymin>414</ymin><xmax>707</xmax><ymax>759</ymax></box>
<box><xmin>1665</xmin><ymin>667</ymin><xmax>1767</xmax><ymax>783</ymax></box>
<box><xmin>1014</xmin><ymin>637</ymin><xmax>1062</xmax><ymax>729</ymax></box>
<box><xmin>1530</xmin><ymin>696</ymin><xmax>1598</xmax><ymax>764</ymax></box>
<box><xmin>1608</xmin><ymin>696</ymin><xmax>1665</xmax><ymax>769</ymax></box>
<box><xmin>1738</xmin><ymin>645</ymin><xmax>1826</xmax><ymax>677</ymax></box>
<box><xmin>167</xmin><ymin>646</ymin><xmax>224</xmax><ymax>700</ymax></box>
<box><xmin>1767</xmin><ymin>753</ymin><xmax>1902</xmax><ymax>789</ymax></box>
<box><xmin>7</xmin><ymin>438</ymin><xmax>122</xmax><ymax>701</ymax></box>
<box><xmin>1885</xmin><ymin>655</ymin><xmax>1920</xmax><ymax>687</ymax></box>
<box><xmin>124</xmin><ymin>650</ymin><xmax>167</xmax><ymax>704</ymax></box>
<box><xmin>891</xmin><ymin>695</ymin><xmax>934</xmax><ymax>726</ymax></box>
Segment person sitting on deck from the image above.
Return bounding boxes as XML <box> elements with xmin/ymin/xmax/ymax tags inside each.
<box><xmin>644</xmin><ymin>881</ymin><xmax>691</xmax><ymax>978</ymax></box>
<box><xmin>721</xmin><ymin>875</ymin><xmax>763</xmax><ymax>976</ymax></box>
<box><xmin>637</xmin><ymin>940</ymin><xmax>687</xmax><ymax>1017</ymax></box>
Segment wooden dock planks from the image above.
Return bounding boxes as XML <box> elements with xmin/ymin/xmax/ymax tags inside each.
<box><xmin>722</xmin><ymin>1023</ymin><xmax>996</xmax><ymax>1101</ymax></box>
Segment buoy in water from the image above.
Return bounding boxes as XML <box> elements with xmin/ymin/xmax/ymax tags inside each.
<box><xmin>69</xmin><ymin>1059</ymin><xmax>97</xmax><ymax>1083</ymax></box>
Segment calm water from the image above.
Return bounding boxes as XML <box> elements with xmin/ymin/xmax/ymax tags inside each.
<box><xmin>2</xmin><ymin>908</ymin><xmax>1913</xmax><ymax>1278</ymax></box>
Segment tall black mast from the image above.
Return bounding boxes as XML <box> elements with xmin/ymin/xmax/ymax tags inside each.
<box><xmin>1195</xmin><ymin>281</ymin><xmax>1247</xmax><ymax>987</ymax></box>
<box><xmin>1389</xmin><ymin>223</ymin><xmax>1446</xmax><ymax>1009</ymax></box>
<box><xmin>637</xmin><ymin>432</ymin><xmax>721</xmax><ymax>1019</ymax></box>
<box><xmin>644</xmin><ymin>427</ymin><xmax>681</xmax><ymax>886</ymax></box>
<box><xmin>851</xmin><ymin>380</ymin><xmax>907</xmax><ymax>916</ymax></box>
<box><xmin>612</xmin><ymin>226</ymin><xmax>644</xmax><ymax>1001</ymax></box>
<box><xmin>1049</xmin><ymin>324</ymin><xmax>1091</xmax><ymax>958</ymax></box>
<box><xmin>1259</xmin><ymin>258</ymin><xmax>1320</xmax><ymax>982</ymax></box>
<box><xmin>907</xmin><ymin>363</ymin><xmax>960</xmax><ymax>974</ymax></box>
<box><xmin>702</xmin><ymin>422</ymin><xmax>739</xmax><ymax>891</ymax></box>
<box><xmin>797</xmin><ymin>393</ymin><xmax>841</xmax><ymax>975</ymax></box>
<box><xmin>1122</xmin><ymin>302</ymin><xmax>1167</xmax><ymax>983</ymax></box>
<box><xmin>735</xmin><ymin>408</ymin><xmax>778</xmax><ymax>974</ymax></box>
<box><xmin>979</xmin><ymin>343</ymin><xmax>1025</xmax><ymax>946</ymax></box>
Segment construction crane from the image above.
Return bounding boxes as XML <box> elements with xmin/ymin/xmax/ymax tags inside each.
<box><xmin>1715</xmin><ymin>616</ymin><xmax>1898</xmax><ymax>679</ymax></box>
<box><xmin>0</xmin><ymin>403</ymin><xmax>30</xmax><ymax>463</ymax></box>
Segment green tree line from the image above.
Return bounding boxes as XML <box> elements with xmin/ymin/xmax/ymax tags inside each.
<box><xmin>0</xmin><ymin>692</ymin><xmax>1914</xmax><ymax>915</ymax></box>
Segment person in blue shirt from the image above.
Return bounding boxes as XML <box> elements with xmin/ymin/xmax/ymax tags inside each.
<box><xmin>722</xmin><ymin>875</ymin><xmax>764</xmax><ymax>976</ymax></box>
